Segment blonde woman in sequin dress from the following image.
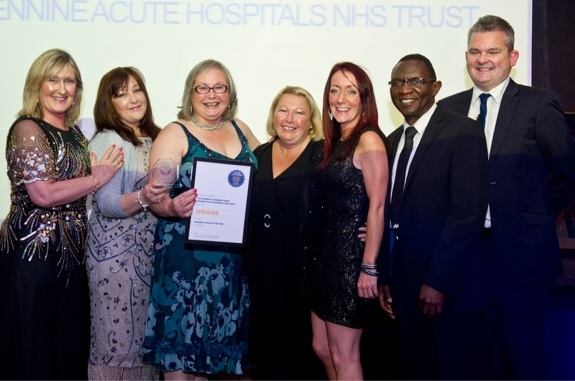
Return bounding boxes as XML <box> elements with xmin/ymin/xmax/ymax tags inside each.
<box><xmin>87</xmin><ymin>67</ymin><xmax>164</xmax><ymax>381</ymax></box>
<box><xmin>0</xmin><ymin>49</ymin><xmax>123</xmax><ymax>380</ymax></box>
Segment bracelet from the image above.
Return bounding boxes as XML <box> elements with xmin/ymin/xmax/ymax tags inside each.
<box><xmin>360</xmin><ymin>263</ymin><xmax>379</xmax><ymax>277</ymax></box>
<box><xmin>136</xmin><ymin>190</ymin><xmax>149</xmax><ymax>211</ymax></box>
<box><xmin>361</xmin><ymin>267</ymin><xmax>379</xmax><ymax>277</ymax></box>
<box><xmin>89</xmin><ymin>175</ymin><xmax>99</xmax><ymax>194</ymax></box>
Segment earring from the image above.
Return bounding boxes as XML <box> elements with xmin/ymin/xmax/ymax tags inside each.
<box><xmin>190</xmin><ymin>106</ymin><xmax>193</xmax><ymax>114</ymax></box>
<box><xmin>328</xmin><ymin>111</ymin><xmax>333</xmax><ymax>121</ymax></box>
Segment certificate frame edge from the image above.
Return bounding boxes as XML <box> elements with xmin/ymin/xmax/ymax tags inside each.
<box><xmin>184</xmin><ymin>156</ymin><xmax>255</xmax><ymax>248</ymax></box>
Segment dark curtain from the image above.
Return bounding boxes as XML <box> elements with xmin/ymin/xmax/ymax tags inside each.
<box><xmin>532</xmin><ymin>0</ymin><xmax>575</xmax><ymax>113</ymax></box>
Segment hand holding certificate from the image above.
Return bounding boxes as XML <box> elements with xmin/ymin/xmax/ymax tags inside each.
<box><xmin>186</xmin><ymin>157</ymin><xmax>255</xmax><ymax>246</ymax></box>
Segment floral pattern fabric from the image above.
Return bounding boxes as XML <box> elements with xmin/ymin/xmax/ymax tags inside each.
<box><xmin>143</xmin><ymin>120</ymin><xmax>256</xmax><ymax>375</ymax></box>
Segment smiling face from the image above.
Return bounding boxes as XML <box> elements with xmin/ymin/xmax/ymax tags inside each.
<box><xmin>328</xmin><ymin>69</ymin><xmax>362</xmax><ymax>134</ymax></box>
<box><xmin>273</xmin><ymin>93</ymin><xmax>311</xmax><ymax>148</ymax></box>
<box><xmin>466</xmin><ymin>30</ymin><xmax>519</xmax><ymax>92</ymax></box>
<box><xmin>39</xmin><ymin>63</ymin><xmax>77</xmax><ymax>125</ymax></box>
<box><xmin>390</xmin><ymin>59</ymin><xmax>441</xmax><ymax>126</ymax></box>
<box><xmin>191</xmin><ymin>68</ymin><xmax>230</xmax><ymax>125</ymax></box>
<box><xmin>112</xmin><ymin>75</ymin><xmax>147</xmax><ymax>130</ymax></box>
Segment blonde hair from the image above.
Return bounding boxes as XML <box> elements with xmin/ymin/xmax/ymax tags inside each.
<box><xmin>265</xmin><ymin>86</ymin><xmax>323</xmax><ymax>142</ymax></box>
<box><xmin>18</xmin><ymin>48</ymin><xmax>84</xmax><ymax>127</ymax></box>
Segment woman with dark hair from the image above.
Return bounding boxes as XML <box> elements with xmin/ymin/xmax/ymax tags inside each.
<box><xmin>87</xmin><ymin>66</ymin><xmax>163</xmax><ymax>380</ymax></box>
<box><xmin>309</xmin><ymin>62</ymin><xmax>389</xmax><ymax>380</ymax></box>
<box><xmin>0</xmin><ymin>49</ymin><xmax>123</xmax><ymax>380</ymax></box>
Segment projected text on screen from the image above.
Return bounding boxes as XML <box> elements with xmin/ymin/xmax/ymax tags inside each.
<box><xmin>1</xmin><ymin>1</ymin><xmax>480</xmax><ymax>28</ymax></box>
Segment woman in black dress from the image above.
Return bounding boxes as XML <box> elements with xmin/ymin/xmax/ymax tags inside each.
<box><xmin>309</xmin><ymin>62</ymin><xmax>389</xmax><ymax>380</ymax></box>
<box><xmin>0</xmin><ymin>49</ymin><xmax>123</xmax><ymax>380</ymax></box>
<box><xmin>248</xmin><ymin>86</ymin><xmax>324</xmax><ymax>380</ymax></box>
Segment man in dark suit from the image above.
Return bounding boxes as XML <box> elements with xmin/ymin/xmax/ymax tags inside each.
<box><xmin>377</xmin><ymin>54</ymin><xmax>489</xmax><ymax>380</ymax></box>
<box><xmin>438</xmin><ymin>15</ymin><xmax>575</xmax><ymax>380</ymax></box>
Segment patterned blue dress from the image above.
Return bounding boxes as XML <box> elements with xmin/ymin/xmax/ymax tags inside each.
<box><xmin>143</xmin><ymin>120</ymin><xmax>256</xmax><ymax>375</ymax></box>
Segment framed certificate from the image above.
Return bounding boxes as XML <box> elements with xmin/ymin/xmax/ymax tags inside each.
<box><xmin>185</xmin><ymin>157</ymin><xmax>255</xmax><ymax>247</ymax></box>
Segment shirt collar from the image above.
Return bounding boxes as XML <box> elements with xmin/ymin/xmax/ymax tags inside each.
<box><xmin>472</xmin><ymin>77</ymin><xmax>510</xmax><ymax>105</ymax></box>
<box><xmin>403</xmin><ymin>103</ymin><xmax>437</xmax><ymax>135</ymax></box>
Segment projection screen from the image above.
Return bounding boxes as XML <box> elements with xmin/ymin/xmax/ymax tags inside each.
<box><xmin>0</xmin><ymin>0</ymin><xmax>531</xmax><ymax>218</ymax></box>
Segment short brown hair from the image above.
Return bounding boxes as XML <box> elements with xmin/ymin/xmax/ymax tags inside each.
<box><xmin>468</xmin><ymin>15</ymin><xmax>515</xmax><ymax>52</ymax></box>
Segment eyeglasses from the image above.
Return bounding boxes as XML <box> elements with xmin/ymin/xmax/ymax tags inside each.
<box><xmin>388</xmin><ymin>78</ymin><xmax>436</xmax><ymax>88</ymax></box>
<box><xmin>194</xmin><ymin>85</ymin><xmax>228</xmax><ymax>94</ymax></box>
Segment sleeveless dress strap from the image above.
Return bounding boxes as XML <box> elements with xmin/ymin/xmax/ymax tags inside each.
<box><xmin>172</xmin><ymin>120</ymin><xmax>257</xmax><ymax>166</ymax></box>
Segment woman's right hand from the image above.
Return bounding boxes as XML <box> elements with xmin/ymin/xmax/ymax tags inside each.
<box><xmin>91</xmin><ymin>144</ymin><xmax>124</xmax><ymax>185</ymax></box>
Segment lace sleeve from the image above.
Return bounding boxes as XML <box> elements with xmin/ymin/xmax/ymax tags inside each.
<box><xmin>7</xmin><ymin>119</ymin><xmax>56</xmax><ymax>185</ymax></box>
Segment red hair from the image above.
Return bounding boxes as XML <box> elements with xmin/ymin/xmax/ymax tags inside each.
<box><xmin>319</xmin><ymin>62</ymin><xmax>380</xmax><ymax>170</ymax></box>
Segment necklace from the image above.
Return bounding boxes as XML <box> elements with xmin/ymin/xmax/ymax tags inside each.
<box><xmin>191</xmin><ymin>115</ymin><xmax>224</xmax><ymax>131</ymax></box>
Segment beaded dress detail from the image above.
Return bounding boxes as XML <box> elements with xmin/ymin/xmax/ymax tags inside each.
<box><xmin>0</xmin><ymin>116</ymin><xmax>91</xmax><ymax>379</ymax></box>
<box><xmin>0</xmin><ymin>116</ymin><xmax>91</xmax><ymax>277</ymax></box>
<box><xmin>86</xmin><ymin>137</ymin><xmax>158</xmax><ymax>379</ymax></box>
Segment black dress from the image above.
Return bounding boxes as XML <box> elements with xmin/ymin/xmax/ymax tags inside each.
<box><xmin>248</xmin><ymin>140</ymin><xmax>324</xmax><ymax>380</ymax></box>
<box><xmin>0</xmin><ymin>116</ymin><xmax>91</xmax><ymax>380</ymax></box>
<box><xmin>310</xmin><ymin>126</ymin><xmax>386</xmax><ymax>329</ymax></box>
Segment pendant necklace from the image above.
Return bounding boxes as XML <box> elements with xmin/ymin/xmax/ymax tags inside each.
<box><xmin>191</xmin><ymin>115</ymin><xmax>224</xmax><ymax>131</ymax></box>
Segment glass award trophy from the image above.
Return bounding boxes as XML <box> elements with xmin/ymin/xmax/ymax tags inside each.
<box><xmin>151</xmin><ymin>158</ymin><xmax>179</xmax><ymax>189</ymax></box>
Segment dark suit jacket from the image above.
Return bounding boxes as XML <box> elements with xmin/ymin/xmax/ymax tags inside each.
<box><xmin>381</xmin><ymin>104</ymin><xmax>489</xmax><ymax>315</ymax></box>
<box><xmin>439</xmin><ymin>79</ymin><xmax>575</xmax><ymax>284</ymax></box>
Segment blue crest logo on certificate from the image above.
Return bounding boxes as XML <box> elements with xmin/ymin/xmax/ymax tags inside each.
<box><xmin>186</xmin><ymin>157</ymin><xmax>255</xmax><ymax>247</ymax></box>
<box><xmin>228</xmin><ymin>170</ymin><xmax>245</xmax><ymax>188</ymax></box>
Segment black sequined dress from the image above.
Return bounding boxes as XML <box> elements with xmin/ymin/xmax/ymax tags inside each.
<box><xmin>0</xmin><ymin>116</ymin><xmax>91</xmax><ymax>380</ymax></box>
<box><xmin>310</xmin><ymin>126</ymin><xmax>383</xmax><ymax>328</ymax></box>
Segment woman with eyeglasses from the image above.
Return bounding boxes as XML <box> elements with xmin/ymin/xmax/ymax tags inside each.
<box><xmin>142</xmin><ymin>59</ymin><xmax>260</xmax><ymax>380</ymax></box>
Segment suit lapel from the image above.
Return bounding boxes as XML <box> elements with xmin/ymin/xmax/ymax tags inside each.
<box><xmin>489</xmin><ymin>79</ymin><xmax>519</xmax><ymax>163</ymax></box>
<box><xmin>452</xmin><ymin>89</ymin><xmax>474</xmax><ymax>116</ymax></box>
<box><xmin>389</xmin><ymin>127</ymin><xmax>402</xmax><ymax>161</ymax></box>
<box><xmin>403</xmin><ymin>106</ymin><xmax>445</xmax><ymax>189</ymax></box>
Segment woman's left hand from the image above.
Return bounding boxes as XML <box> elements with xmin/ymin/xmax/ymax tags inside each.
<box><xmin>168</xmin><ymin>188</ymin><xmax>197</xmax><ymax>218</ymax></box>
<box><xmin>140</xmin><ymin>178</ymin><xmax>167</xmax><ymax>205</ymax></box>
<box><xmin>357</xmin><ymin>271</ymin><xmax>379</xmax><ymax>299</ymax></box>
